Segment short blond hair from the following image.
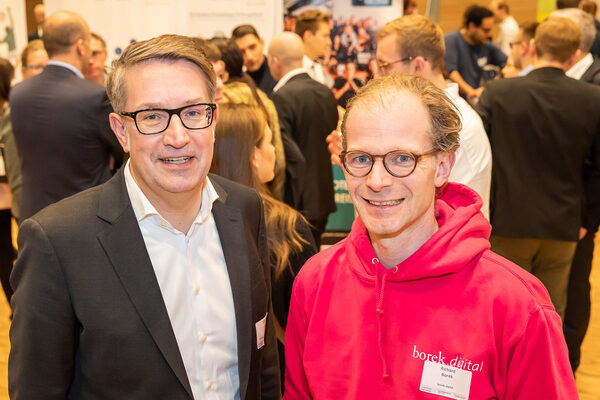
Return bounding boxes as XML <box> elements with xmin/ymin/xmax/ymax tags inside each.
<box><xmin>106</xmin><ymin>34</ymin><xmax>216</xmax><ymax>113</ymax></box>
<box><xmin>377</xmin><ymin>15</ymin><xmax>445</xmax><ymax>71</ymax></box>
<box><xmin>341</xmin><ymin>74</ymin><xmax>461</xmax><ymax>152</ymax></box>
<box><xmin>534</xmin><ymin>17</ymin><xmax>581</xmax><ymax>62</ymax></box>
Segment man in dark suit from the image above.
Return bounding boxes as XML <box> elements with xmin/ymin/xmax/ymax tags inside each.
<box><xmin>476</xmin><ymin>17</ymin><xmax>600</xmax><ymax>320</ymax></box>
<box><xmin>9</xmin><ymin>34</ymin><xmax>280</xmax><ymax>400</ymax></box>
<box><xmin>10</xmin><ymin>11</ymin><xmax>123</xmax><ymax>222</ymax></box>
<box><xmin>553</xmin><ymin>7</ymin><xmax>600</xmax><ymax>371</ymax></box>
<box><xmin>268</xmin><ymin>32</ymin><xmax>338</xmax><ymax>247</ymax></box>
<box><xmin>232</xmin><ymin>25</ymin><xmax>277</xmax><ymax>95</ymax></box>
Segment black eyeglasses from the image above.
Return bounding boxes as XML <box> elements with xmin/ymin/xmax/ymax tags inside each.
<box><xmin>340</xmin><ymin>149</ymin><xmax>437</xmax><ymax>178</ymax></box>
<box><xmin>120</xmin><ymin>103</ymin><xmax>217</xmax><ymax>135</ymax></box>
<box><xmin>377</xmin><ymin>56</ymin><xmax>423</xmax><ymax>71</ymax></box>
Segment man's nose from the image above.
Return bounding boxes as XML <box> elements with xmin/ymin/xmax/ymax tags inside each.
<box><xmin>162</xmin><ymin>115</ymin><xmax>191</xmax><ymax>148</ymax></box>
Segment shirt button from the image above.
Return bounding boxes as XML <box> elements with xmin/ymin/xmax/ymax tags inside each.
<box><xmin>194</xmin><ymin>285</ymin><xmax>200</xmax><ymax>294</ymax></box>
<box><xmin>206</xmin><ymin>381</ymin><xmax>212</xmax><ymax>390</ymax></box>
<box><xmin>160</xmin><ymin>220</ymin><xmax>168</xmax><ymax>228</ymax></box>
<box><xmin>201</xmin><ymin>334</ymin><xmax>208</xmax><ymax>343</ymax></box>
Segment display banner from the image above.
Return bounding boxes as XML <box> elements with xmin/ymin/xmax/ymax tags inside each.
<box><xmin>45</xmin><ymin>0</ymin><xmax>282</xmax><ymax>62</ymax></box>
<box><xmin>537</xmin><ymin>0</ymin><xmax>555</xmax><ymax>21</ymax></box>
<box><xmin>0</xmin><ymin>0</ymin><xmax>27</xmax><ymax>72</ymax></box>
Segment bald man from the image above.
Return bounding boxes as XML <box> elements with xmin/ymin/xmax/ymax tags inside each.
<box><xmin>268</xmin><ymin>32</ymin><xmax>338</xmax><ymax>247</ymax></box>
<box><xmin>9</xmin><ymin>11</ymin><xmax>123</xmax><ymax>222</ymax></box>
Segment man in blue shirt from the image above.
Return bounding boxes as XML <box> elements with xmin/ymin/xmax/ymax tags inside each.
<box><xmin>445</xmin><ymin>5</ymin><xmax>507</xmax><ymax>100</ymax></box>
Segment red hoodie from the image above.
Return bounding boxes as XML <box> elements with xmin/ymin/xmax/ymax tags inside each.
<box><xmin>284</xmin><ymin>183</ymin><xmax>578</xmax><ymax>400</ymax></box>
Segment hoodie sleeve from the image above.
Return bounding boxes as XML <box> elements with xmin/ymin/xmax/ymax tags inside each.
<box><xmin>282</xmin><ymin>278</ymin><xmax>313</xmax><ymax>400</ymax></box>
<box><xmin>502</xmin><ymin>306</ymin><xmax>578</xmax><ymax>400</ymax></box>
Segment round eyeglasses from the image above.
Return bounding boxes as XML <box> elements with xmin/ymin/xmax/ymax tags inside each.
<box><xmin>120</xmin><ymin>103</ymin><xmax>217</xmax><ymax>135</ymax></box>
<box><xmin>340</xmin><ymin>149</ymin><xmax>437</xmax><ymax>178</ymax></box>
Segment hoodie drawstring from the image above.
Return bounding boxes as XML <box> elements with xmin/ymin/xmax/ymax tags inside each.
<box><xmin>374</xmin><ymin>257</ymin><xmax>398</xmax><ymax>380</ymax></box>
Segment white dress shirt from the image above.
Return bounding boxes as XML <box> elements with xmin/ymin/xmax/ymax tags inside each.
<box><xmin>496</xmin><ymin>16</ymin><xmax>519</xmax><ymax>56</ymax></box>
<box><xmin>302</xmin><ymin>55</ymin><xmax>328</xmax><ymax>85</ymax></box>
<box><xmin>124</xmin><ymin>161</ymin><xmax>240</xmax><ymax>400</ymax></box>
<box><xmin>566</xmin><ymin>53</ymin><xmax>594</xmax><ymax>80</ymax></box>
<box><xmin>445</xmin><ymin>83</ymin><xmax>493</xmax><ymax>219</ymax></box>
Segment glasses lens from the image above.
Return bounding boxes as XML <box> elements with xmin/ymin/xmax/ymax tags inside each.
<box><xmin>180</xmin><ymin>104</ymin><xmax>213</xmax><ymax>129</ymax></box>
<box><xmin>136</xmin><ymin>110</ymin><xmax>170</xmax><ymax>134</ymax></box>
<box><xmin>343</xmin><ymin>151</ymin><xmax>373</xmax><ymax>176</ymax></box>
<box><xmin>384</xmin><ymin>151</ymin><xmax>416</xmax><ymax>177</ymax></box>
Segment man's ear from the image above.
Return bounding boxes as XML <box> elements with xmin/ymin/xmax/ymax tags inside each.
<box><xmin>109</xmin><ymin>112</ymin><xmax>130</xmax><ymax>152</ymax></box>
<box><xmin>412</xmin><ymin>56</ymin><xmax>427</xmax><ymax>76</ymax></box>
<box><xmin>434</xmin><ymin>151</ymin><xmax>455</xmax><ymax>188</ymax></box>
<box><xmin>75</xmin><ymin>38</ymin><xmax>85</xmax><ymax>57</ymax></box>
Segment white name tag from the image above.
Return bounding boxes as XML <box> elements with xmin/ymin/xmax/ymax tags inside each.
<box><xmin>420</xmin><ymin>360</ymin><xmax>472</xmax><ymax>400</ymax></box>
<box><xmin>255</xmin><ymin>313</ymin><xmax>267</xmax><ymax>349</ymax></box>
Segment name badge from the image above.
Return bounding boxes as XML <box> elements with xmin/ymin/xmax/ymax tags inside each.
<box><xmin>420</xmin><ymin>360</ymin><xmax>472</xmax><ymax>400</ymax></box>
<box><xmin>477</xmin><ymin>56</ymin><xmax>488</xmax><ymax>67</ymax></box>
<box><xmin>255</xmin><ymin>313</ymin><xmax>267</xmax><ymax>349</ymax></box>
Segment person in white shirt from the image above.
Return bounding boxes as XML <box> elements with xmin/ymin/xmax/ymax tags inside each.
<box><xmin>294</xmin><ymin>9</ymin><xmax>333</xmax><ymax>87</ymax></box>
<box><xmin>491</xmin><ymin>1</ymin><xmax>520</xmax><ymax>55</ymax></box>
<box><xmin>9</xmin><ymin>33</ymin><xmax>281</xmax><ymax>400</ymax></box>
<box><xmin>375</xmin><ymin>15</ymin><xmax>492</xmax><ymax>219</ymax></box>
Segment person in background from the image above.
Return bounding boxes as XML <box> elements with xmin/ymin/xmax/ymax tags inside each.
<box><xmin>0</xmin><ymin>57</ymin><xmax>14</xmax><ymax>309</ymax></box>
<box><xmin>27</xmin><ymin>3</ymin><xmax>45</xmax><ymax>42</ymax></box>
<box><xmin>212</xmin><ymin>102</ymin><xmax>316</xmax><ymax>391</ymax></box>
<box><xmin>445</xmin><ymin>5</ymin><xmax>507</xmax><ymax>100</ymax></box>
<box><xmin>294</xmin><ymin>9</ymin><xmax>333</xmax><ymax>86</ymax></box>
<box><xmin>232</xmin><ymin>25</ymin><xmax>277</xmax><ymax>95</ymax></box>
<box><xmin>403</xmin><ymin>0</ymin><xmax>418</xmax><ymax>15</ymax></box>
<box><xmin>476</xmin><ymin>17</ymin><xmax>600</xmax><ymax>322</ymax></box>
<box><xmin>268</xmin><ymin>32</ymin><xmax>338</xmax><ymax>247</ymax></box>
<box><xmin>376</xmin><ymin>15</ymin><xmax>492</xmax><ymax>219</ymax></box>
<box><xmin>214</xmin><ymin>38</ymin><xmax>287</xmax><ymax>201</ymax></box>
<box><xmin>490</xmin><ymin>1</ymin><xmax>519</xmax><ymax>55</ymax></box>
<box><xmin>501</xmin><ymin>21</ymin><xmax>538</xmax><ymax>77</ymax></box>
<box><xmin>1</xmin><ymin>40</ymin><xmax>48</xmax><ymax>225</ymax></box>
<box><xmin>85</xmin><ymin>32</ymin><xmax>108</xmax><ymax>86</ymax></box>
<box><xmin>192</xmin><ymin>38</ymin><xmax>224</xmax><ymax>104</ymax></box>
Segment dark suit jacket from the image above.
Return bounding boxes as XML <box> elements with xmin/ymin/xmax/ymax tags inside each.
<box><xmin>581</xmin><ymin>56</ymin><xmax>600</xmax><ymax>85</ymax></box>
<box><xmin>9</xmin><ymin>64</ymin><xmax>123</xmax><ymax>222</ymax></box>
<box><xmin>270</xmin><ymin>73</ymin><xmax>338</xmax><ymax>223</ymax></box>
<box><xmin>9</xmin><ymin>169</ymin><xmax>280</xmax><ymax>400</ymax></box>
<box><xmin>476</xmin><ymin>67</ymin><xmax>600</xmax><ymax>241</ymax></box>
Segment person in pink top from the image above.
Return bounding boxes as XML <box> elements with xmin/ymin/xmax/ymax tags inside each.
<box><xmin>283</xmin><ymin>73</ymin><xmax>578</xmax><ymax>399</ymax></box>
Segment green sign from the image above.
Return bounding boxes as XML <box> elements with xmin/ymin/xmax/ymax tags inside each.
<box><xmin>326</xmin><ymin>164</ymin><xmax>355</xmax><ymax>232</ymax></box>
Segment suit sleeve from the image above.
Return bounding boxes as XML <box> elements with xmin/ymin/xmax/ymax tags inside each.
<box><xmin>582</xmin><ymin>120</ymin><xmax>600</xmax><ymax>230</ymax></box>
<box><xmin>502</xmin><ymin>307</ymin><xmax>578</xmax><ymax>399</ymax></box>
<box><xmin>9</xmin><ymin>218</ymin><xmax>77</xmax><ymax>400</ymax></box>
<box><xmin>270</xmin><ymin>92</ymin><xmax>306</xmax><ymax>209</ymax></box>
<box><xmin>256</xmin><ymin>196</ymin><xmax>282</xmax><ymax>400</ymax></box>
<box><xmin>475</xmin><ymin>85</ymin><xmax>493</xmax><ymax>137</ymax></box>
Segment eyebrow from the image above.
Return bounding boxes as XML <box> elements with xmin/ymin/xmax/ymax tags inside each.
<box><xmin>132</xmin><ymin>98</ymin><xmax>210</xmax><ymax>110</ymax></box>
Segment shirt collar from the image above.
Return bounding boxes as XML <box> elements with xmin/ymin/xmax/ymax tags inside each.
<box><xmin>444</xmin><ymin>82</ymin><xmax>460</xmax><ymax>101</ymax></box>
<box><xmin>566</xmin><ymin>53</ymin><xmax>594</xmax><ymax>80</ymax></box>
<box><xmin>47</xmin><ymin>60</ymin><xmax>84</xmax><ymax>78</ymax></box>
<box><xmin>518</xmin><ymin>64</ymin><xmax>534</xmax><ymax>77</ymax></box>
<box><xmin>273</xmin><ymin>67</ymin><xmax>308</xmax><ymax>92</ymax></box>
<box><xmin>123</xmin><ymin>159</ymin><xmax>220</xmax><ymax>229</ymax></box>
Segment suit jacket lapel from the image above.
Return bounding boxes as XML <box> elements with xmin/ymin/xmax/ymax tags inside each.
<box><xmin>211</xmin><ymin>178</ymin><xmax>253</xmax><ymax>400</ymax></box>
<box><xmin>95</xmin><ymin>169</ymin><xmax>194</xmax><ymax>399</ymax></box>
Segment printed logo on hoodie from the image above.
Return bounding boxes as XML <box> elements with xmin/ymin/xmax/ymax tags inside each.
<box><xmin>412</xmin><ymin>345</ymin><xmax>484</xmax><ymax>372</ymax></box>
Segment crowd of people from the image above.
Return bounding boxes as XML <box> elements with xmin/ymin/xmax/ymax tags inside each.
<box><xmin>0</xmin><ymin>0</ymin><xmax>597</xmax><ymax>399</ymax></box>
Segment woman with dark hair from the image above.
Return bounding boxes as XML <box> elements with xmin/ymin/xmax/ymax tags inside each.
<box><xmin>0</xmin><ymin>57</ymin><xmax>14</xmax><ymax>308</ymax></box>
<box><xmin>211</xmin><ymin>38</ymin><xmax>288</xmax><ymax>202</ymax></box>
<box><xmin>211</xmin><ymin>103</ymin><xmax>317</xmax><ymax>389</ymax></box>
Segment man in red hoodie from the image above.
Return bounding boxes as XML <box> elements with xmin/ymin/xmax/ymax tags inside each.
<box><xmin>283</xmin><ymin>73</ymin><xmax>577</xmax><ymax>399</ymax></box>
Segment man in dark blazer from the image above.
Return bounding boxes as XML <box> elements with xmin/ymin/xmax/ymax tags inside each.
<box><xmin>10</xmin><ymin>11</ymin><xmax>123</xmax><ymax>222</ymax></box>
<box><xmin>9</xmin><ymin>34</ymin><xmax>280</xmax><ymax>399</ymax></box>
<box><xmin>476</xmin><ymin>17</ymin><xmax>600</xmax><ymax>320</ymax></box>
<box><xmin>268</xmin><ymin>32</ymin><xmax>338</xmax><ymax>247</ymax></box>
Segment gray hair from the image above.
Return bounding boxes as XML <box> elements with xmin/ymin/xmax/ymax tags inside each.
<box><xmin>551</xmin><ymin>8</ymin><xmax>596</xmax><ymax>53</ymax></box>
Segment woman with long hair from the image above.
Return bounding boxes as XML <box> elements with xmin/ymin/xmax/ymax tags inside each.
<box><xmin>211</xmin><ymin>103</ymin><xmax>317</xmax><ymax>388</ymax></box>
